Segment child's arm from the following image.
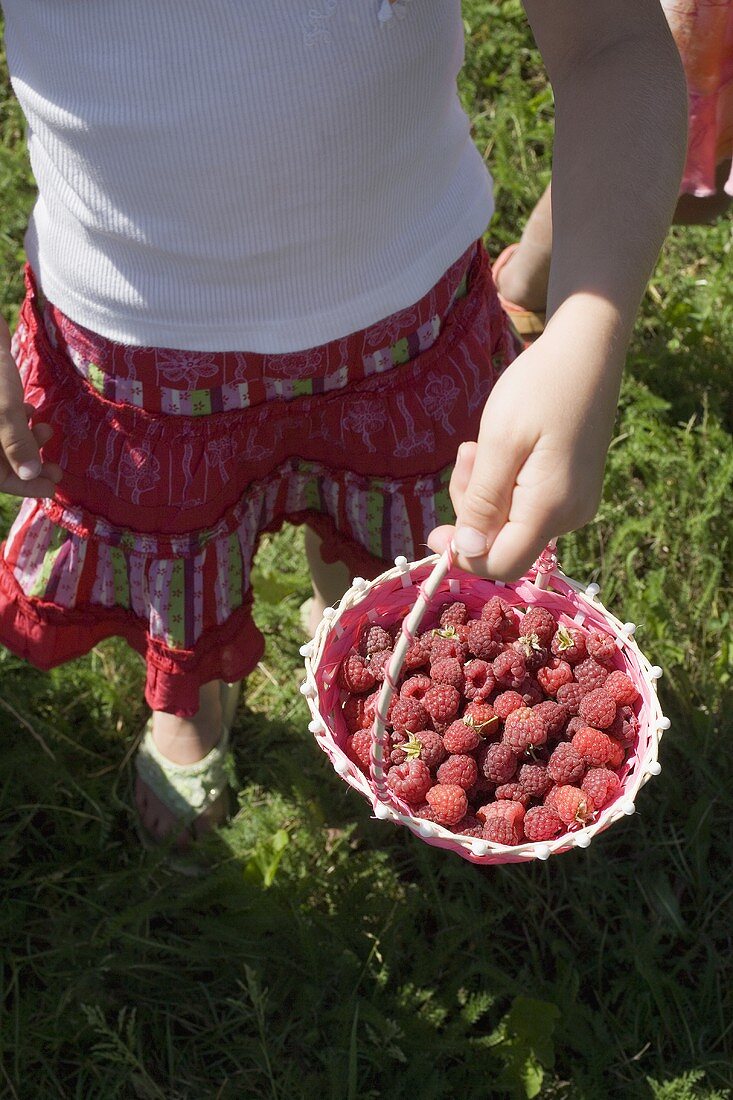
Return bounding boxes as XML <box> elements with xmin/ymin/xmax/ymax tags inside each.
<box><xmin>429</xmin><ymin>0</ymin><xmax>687</xmax><ymax>579</ymax></box>
<box><xmin>0</xmin><ymin>317</ymin><xmax>61</xmax><ymax>497</ymax></box>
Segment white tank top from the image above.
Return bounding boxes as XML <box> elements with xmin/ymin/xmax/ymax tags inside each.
<box><xmin>3</xmin><ymin>1</ymin><xmax>493</xmax><ymax>353</ymax></box>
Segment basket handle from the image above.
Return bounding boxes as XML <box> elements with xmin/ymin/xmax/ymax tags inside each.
<box><xmin>368</xmin><ymin>538</ymin><xmax>559</xmax><ymax>802</ymax></box>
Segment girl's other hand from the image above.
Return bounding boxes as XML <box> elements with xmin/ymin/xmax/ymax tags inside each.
<box><xmin>428</xmin><ymin>320</ymin><xmax>622</xmax><ymax>580</ymax></box>
<box><xmin>0</xmin><ymin>314</ymin><xmax>61</xmax><ymax>498</ymax></box>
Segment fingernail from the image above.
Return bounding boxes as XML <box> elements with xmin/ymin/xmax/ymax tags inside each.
<box><xmin>18</xmin><ymin>461</ymin><xmax>41</xmax><ymax>480</ymax></box>
<box><xmin>454</xmin><ymin>526</ymin><xmax>488</xmax><ymax>557</ymax></box>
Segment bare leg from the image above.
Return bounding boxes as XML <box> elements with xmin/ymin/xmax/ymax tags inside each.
<box><xmin>304</xmin><ymin>526</ymin><xmax>351</xmax><ymax>635</ymax></box>
<box><xmin>135</xmin><ymin>679</ymin><xmax>229</xmax><ymax>847</ymax></box>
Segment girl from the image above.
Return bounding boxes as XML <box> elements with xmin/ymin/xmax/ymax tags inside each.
<box><xmin>0</xmin><ymin>2</ymin><xmax>686</xmax><ymax>852</ymax></box>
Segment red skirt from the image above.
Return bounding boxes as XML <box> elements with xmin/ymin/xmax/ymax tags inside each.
<box><xmin>0</xmin><ymin>243</ymin><xmax>516</xmax><ymax>716</ymax></box>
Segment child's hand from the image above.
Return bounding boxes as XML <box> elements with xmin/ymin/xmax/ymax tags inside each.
<box><xmin>428</xmin><ymin>323</ymin><xmax>622</xmax><ymax>580</ymax></box>
<box><xmin>0</xmin><ymin>314</ymin><xmax>61</xmax><ymax>498</ymax></box>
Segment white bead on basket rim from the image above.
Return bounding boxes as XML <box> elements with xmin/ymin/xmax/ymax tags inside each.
<box><xmin>304</xmin><ymin>546</ymin><xmax>666</xmax><ymax>866</ymax></box>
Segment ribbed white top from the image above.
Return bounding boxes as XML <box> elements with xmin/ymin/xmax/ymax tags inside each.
<box><xmin>3</xmin><ymin>1</ymin><xmax>493</xmax><ymax>353</ymax></box>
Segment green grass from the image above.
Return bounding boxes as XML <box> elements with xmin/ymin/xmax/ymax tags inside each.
<box><xmin>1</xmin><ymin>5</ymin><xmax>732</xmax><ymax>1097</ymax></box>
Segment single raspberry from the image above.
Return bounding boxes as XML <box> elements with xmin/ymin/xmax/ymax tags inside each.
<box><xmin>430</xmin><ymin>632</ymin><xmax>468</xmax><ymax>664</ymax></box>
<box><xmin>606</xmin><ymin>737</ymin><xmax>626</xmax><ymax>769</ymax></box>
<box><xmin>524</xmin><ymin>804</ymin><xmax>564</xmax><ymax>841</ymax></box>
<box><xmin>345</xmin><ymin>730</ymin><xmax>372</xmax><ymax>772</ymax></box>
<box><xmin>521</xmin><ymin>607</ymin><xmax>557</xmax><ymax>647</ymax></box>
<box><xmin>518</xmin><ymin>677</ymin><xmax>544</xmax><ymax>708</ymax></box>
<box><xmin>462</xmin><ymin>702</ymin><xmax>500</xmax><ymax>738</ymax></box>
<box><xmin>564</xmin><ymin>715</ymin><xmax>585</xmax><ymax>740</ymax></box>
<box><xmin>343</xmin><ymin>694</ymin><xmax>369</xmax><ymax>733</ymax></box>
<box><xmin>413</xmin><ymin>802</ymin><xmax>438</xmax><ymax>822</ymax></box>
<box><xmin>513</xmin><ymin>633</ymin><xmax>548</xmax><ymax>672</ymax></box>
<box><xmin>400</xmin><ymin>673</ymin><xmax>432</xmax><ymax>701</ymax></box>
<box><xmin>553</xmin><ymin>785</ymin><xmax>595</xmax><ymax>825</ymax></box>
<box><xmin>390</xmin><ymin>696</ymin><xmax>429</xmax><ymax>733</ymax></box>
<box><xmin>425</xmin><ymin>783</ymin><xmax>467</xmax><ymax>825</ymax></box>
<box><xmin>403</xmin><ymin>729</ymin><xmax>446</xmax><ymax>771</ymax></box>
<box><xmin>454</xmin><ymin>814</ymin><xmax>484</xmax><ymax>838</ymax></box>
<box><xmin>572</xmin><ymin>726</ymin><xmax>614</xmax><ymax>766</ymax></box>
<box><xmin>603</xmin><ymin>670</ymin><xmax>640</xmax><ymax>706</ymax></box>
<box><xmin>463</xmin><ymin>659</ymin><xmax>496</xmax><ymax>702</ymax></box>
<box><xmin>547</xmin><ymin>742</ymin><xmax>586</xmax><ymax>785</ymax></box>
<box><xmin>494</xmin><ymin>782</ymin><xmax>531</xmax><ymax>807</ymax></box>
<box><xmin>480</xmin><ymin>596</ymin><xmax>516</xmax><ymax>637</ymax></box>
<box><xmin>478</xmin><ymin>741</ymin><xmax>518</xmax><ymax>784</ymax></box>
<box><xmin>443</xmin><ymin>720</ymin><xmax>481</xmax><ymax>754</ymax></box>
<box><xmin>581</xmin><ymin>767</ymin><xmax>622</xmax><ymax>809</ymax></box>
<box><xmin>368</xmin><ymin>649</ymin><xmax>393</xmax><ymax>682</ymax></box>
<box><xmin>537</xmin><ymin>658</ymin><xmax>573</xmax><ymax>696</ymax></box>
<box><xmin>456</xmin><ymin>622</ymin><xmax>472</xmax><ymax>646</ymax></box>
<box><xmin>586</xmin><ymin>629</ymin><xmax>617</xmax><ymax>666</ymax></box>
<box><xmin>339</xmin><ymin>652</ymin><xmax>377</xmax><ymax>693</ymax></box>
<box><xmin>502</xmin><ymin>707</ymin><xmax>547</xmax><ymax>754</ymax></box>
<box><xmin>517</xmin><ymin>762</ymin><xmax>552</xmax><ymax>798</ymax></box>
<box><xmin>439</xmin><ymin>601</ymin><xmax>468</xmax><ymax>627</ymax></box>
<box><xmin>403</xmin><ymin>635</ymin><xmax>431</xmax><ymax>670</ymax></box>
<box><xmin>531</xmin><ymin>700</ymin><xmax>568</xmax><ymax>739</ymax></box>
<box><xmin>467</xmin><ymin>620</ymin><xmax>502</xmax><ymax>661</ymax></box>
<box><xmin>359</xmin><ymin>625</ymin><xmax>392</xmax><ymax>657</ymax></box>
<box><xmin>437</xmin><ymin>753</ymin><xmax>478</xmax><ymax>790</ymax></box>
<box><xmin>493</xmin><ymin>691</ymin><xmax>525</xmax><ymax>721</ymax></box>
<box><xmin>493</xmin><ymin>649</ymin><xmax>528</xmax><ymax>690</ymax></box>
<box><xmin>431</xmin><ymin>657</ymin><xmax>465</xmax><ymax>694</ymax></box>
<box><xmin>556</xmin><ymin>681</ymin><xmax>585</xmax><ymax>715</ymax></box>
<box><xmin>386</xmin><ymin>759</ymin><xmax>432</xmax><ymax>804</ymax></box>
<box><xmin>578</xmin><ymin>688</ymin><xmax>617</xmax><ymax>730</ymax></box>
<box><xmin>618</xmin><ymin>706</ymin><xmax>640</xmax><ymax>746</ymax></box>
<box><xmin>543</xmin><ymin>785</ymin><xmax>560</xmax><ymax>812</ymax></box>
<box><xmin>550</xmin><ymin>625</ymin><xmax>587</xmax><ymax>665</ymax></box>
<box><xmin>573</xmin><ymin>658</ymin><xmax>610</xmax><ymax>694</ymax></box>
<box><xmin>423</xmin><ymin>684</ymin><xmax>461</xmax><ymax>728</ymax></box>
<box><xmin>478</xmin><ymin>800</ymin><xmax>525</xmax><ymax>844</ymax></box>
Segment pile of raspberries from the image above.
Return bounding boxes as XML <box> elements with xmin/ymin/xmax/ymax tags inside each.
<box><xmin>338</xmin><ymin>598</ymin><xmax>640</xmax><ymax>846</ymax></box>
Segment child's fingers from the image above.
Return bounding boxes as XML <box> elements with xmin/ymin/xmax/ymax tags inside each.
<box><xmin>0</xmin><ymin>421</ymin><xmax>61</xmax><ymax>498</ymax></box>
<box><xmin>448</xmin><ymin>441</ymin><xmax>477</xmax><ymax>514</ymax></box>
<box><xmin>0</xmin><ymin>342</ymin><xmax>44</xmax><ymax>481</ymax></box>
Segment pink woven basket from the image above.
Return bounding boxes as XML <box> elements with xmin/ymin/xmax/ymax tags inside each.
<box><xmin>301</xmin><ymin>545</ymin><xmax>668</xmax><ymax>865</ymax></box>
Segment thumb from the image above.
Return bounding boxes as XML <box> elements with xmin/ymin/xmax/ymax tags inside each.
<box><xmin>453</xmin><ymin>427</ymin><xmax>530</xmax><ymax>562</ymax></box>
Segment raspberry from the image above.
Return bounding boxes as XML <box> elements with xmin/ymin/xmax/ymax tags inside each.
<box><xmin>556</xmin><ymin>681</ymin><xmax>585</xmax><ymax>715</ymax></box>
<box><xmin>480</xmin><ymin>596</ymin><xmax>516</xmax><ymax>637</ymax></box>
<box><xmin>564</xmin><ymin>715</ymin><xmax>585</xmax><ymax>740</ymax></box>
<box><xmin>606</xmin><ymin>737</ymin><xmax>626</xmax><ymax>769</ymax></box>
<box><xmin>368</xmin><ymin>649</ymin><xmax>393</xmax><ymax>681</ymax></box>
<box><xmin>413</xmin><ymin>802</ymin><xmax>438</xmax><ymax>822</ymax></box>
<box><xmin>547</xmin><ymin>742</ymin><xmax>586</xmax><ymax>785</ymax></box>
<box><xmin>423</xmin><ymin>684</ymin><xmax>461</xmax><ymax>728</ymax></box>
<box><xmin>478</xmin><ymin>800</ymin><xmax>525</xmax><ymax>844</ymax></box>
<box><xmin>431</xmin><ymin>657</ymin><xmax>465</xmax><ymax>694</ymax></box>
<box><xmin>581</xmin><ymin>767</ymin><xmax>622</xmax><ymax>809</ymax></box>
<box><xmin>339</xmin><ymin>653</ymin><xmax>377</xmax><ymax>693</ymax></box>
<box><xmin>537</xmin><ymin>658</ymin><xmax>573</xmax><ymax>696</ymax></box>
<box><xmin>386</xmin><ymin>759</ymin><xmax>432</xmax><ymax>804</ymax></box>
<box><xmin>403</xmin><ymin>635</ymin><xmax>431</xmax><ymax>671</ymax></box>
<box><xmin>586</xmin><ymin>629</ymin><xmax>617</xmax><ymax>666</ymax></box>
<box><xmin>439</xmin><ymin>601</ymin><xmax>468</xmax><ymax>627</ymax></box>
<box><xmin>343</xmin><ymin>694</ymin><xmax>370</xmax><ymax>733</ymax></box>
<box><xmin>517</xmin><ymin>762</ymin><xmax>552</xmax><ymax>798</ymax></box>
<box><xmin>467</xmin><ymin>620</ymin><xmax>502</xmax><ymax>661</ymax></box>
<box><xmin>578</xmin><ymin>688</ymin><xmax>617</xmax><ymax>730</ymax></box>
<box><xmin>404</xmin><ymin>729</ymin><xmax>446</xmax><ymax>771</ymax></box>
<box><xmin>518</xmin><ymin>677</ymin><xmax>544</xmax><ymax>707</ymax></box>
<box><xmin>390</xmin><ymin>696</ymin><xmax>429</xmax><ymax>733</ymax></box>
<box><xmin>493</xmin><ymin>649</ymin><xmax>528</xmax><ymax>689</ymax></box>
<box><xmin>463</xmin><ymin>659</ymin><xmax>496</xmax><ymax>702</ymax></box>
<box><xmin>523</xmin><ymin>804</ymin><xmax>564</xmax><ymax>841</ymax></box>
<box><xmin>531</xmin><ymin>700</ymin><xmax>568</xmax><ymax>739</ymax></box>
<box><xmin>573</xmin><ymin>658</ymin><xmax>609</xmax><ymax>694</ymax></box>
<box><xmin>493</xmin><ymin>691</ymin><xmax>525</xmax><ymax>720</ymax></box>
<box><xmin>494</xmin><ymin>782</ymin><xmax>531</xmax><ymax>807</ymax></box>
<box><xmin>521</xmin><ymin>606</ymin><xmax>557</xmax><ymax>647</ymax></box>
<box><xmin>571</xmin><ymin>726</ymin><xmax>614</xmax><ymax>766</ymax></box>
<box><xmin>345</xmin><ymin>730</ymin><xmax>372</xmax><ymax>772</ymax></box>
<box><xmin>400</xmin><ymin>673</ymin><xmax>432</xmax><ymax>701</ymax></box>
<box><xmin>618</xmin><ymin>706</ymin><xmax>640</xmax><ymax>746</ymax></box>
<box><xmin>603</xmin><ymin>670</ymin><xmax>640</xmax><ymax>706</ymax></box>
<box><xmin>513</xmin><ymin>634</ymin><xmax>548</xmax><ymax>672</ymax></box>
<box><xmin>550</xmin><ymin>625</ymin><xmax>587</xmax><ymax>665</ymax></box>
<box><xmin>443</xmin><ymin>720</ymin><xmax>481</xmax><ymax>754</ymax></box>
<box><xmin>477</xmin><ymin>741</ymin><xmax>518</xmax><ymax>784</ymax></box>
<box><xmin>359</xmin><ymin>625</ymin><xmax>392</xmax><ymax>657</ymax></box>
<box><xmin>462</xmin><ymin>702</ymin><xmax>500</xmax><ymax>737</ymax></box>
<box><xmin>553</xmin><ymin>785</ymin><xmax>595</xmax><ymax>825</ymax></box>
<box><xmin>430</xmin><ymin>629</ymin><xmax>468</xmax><ymax>664</ymax></box>
<box><xmin>425</xmin><ymin>783</ymin><xmax>467</xmax><ymax>825</ymax></box>
<box><xmin>502</xmin><ymin>707</ymin><xmax>547</xmax><ymax>753</ymax></box>
<box><xmin>454</xmin><ymin>814</ymin><xmax>484</xmax><ymax>838</ymax></box>
<box><xmin>437</xmin><ymin>753</ymin><xmax>478</xmax><ymax>790</ymax></box>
